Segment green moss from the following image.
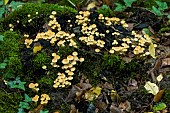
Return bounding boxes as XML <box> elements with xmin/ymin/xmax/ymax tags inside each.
<box><xmin>57</xmin><ymin>0</ymin><xmax>86</xmax><ymax>8</ymax></box>
<box><xmin>60</xmin><ymin>103</ymin><xmax>70</xmax><ymax>113</ymax></box>
<box><xmin>0</xmin><ymin>3</ymin><xmax>78</xmax><ymax>32</ymax></box>
<box><xmin>1</xmin><ymin>31</ymin><xmax>23</xmax><ymax>79</ymax></box>
<box><xmin>0</xmin><ymin>90</ymin><xmax>22</xmax><ymax>113</ymax></box>
<box><xmin>158</xmin><ymin>27</ymin><xmax>170</xmax><ymax>33</ymax></box>
<box><xmin>163</xmin><ymin>87</ymin><xmax>170</xmax><ymax>107</ymax></box>
<box><xmin>38</xmin><ymin>75</ymin><xmax>54</xmax><ymax>86</ymax></box>
<box><xmin>33</xmin><ymin>51</ymin><xmax>51</xmax><ymax>69</ymax></box>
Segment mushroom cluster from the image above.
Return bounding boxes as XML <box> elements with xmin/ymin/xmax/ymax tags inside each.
<box><xmin>29</xmin><ymin>83</ymin><xmax>39</xmax><ymax>92</ymax></box>
<box><xmin>53</xmin><ymin>51</ymin><xmax>84</xmax><ymax>88</ymax></box>
<box><xmin>40</xmin><ymin>94</ymin><xmax>50</xmax><ymax>104</ymax></box>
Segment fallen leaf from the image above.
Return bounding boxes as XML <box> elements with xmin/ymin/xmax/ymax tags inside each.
<box><xmin>33</xmin><ymin>42</ymin><xmax>42</xmax><ymax>53</ymax></box>
<box><xmin>65</xmin><ymin>82</ymin><xmax>92</xmax><ymax>102</ymax></box>
<box><xmin>119</xmin><ymin>100</ymin><xmax>131</xmax><ymax>112</ymax></box>
<box><xmin>156</xmin><ymin>73</ymin><xmax>163</xmax><ymax>82</ymax></box>
<box><xmin>154</xmin><ymin>89</ymin><xmax>164</xmax><ymax>102</ymax></box>
<box><xmin>127</xmin><ymin>23</ymin><xmax>134</xmax><ymax>31</ymax></box>
<box><xmin>161</xmin><ymin>58</ymin><xmax>170</xmax><ymax>67</ymax></box>
<box><xmin>149</xmin><ymin>42</ymin><xmax>156</xmax><ymax>59</ymax></box>
<box><xmin>28</xmin><ymin>104</ymin><xmax>44</xmax><ymax>113</ymax></box>
<box><xmin>70</xmin><ymin>104</ymin><xmax>79</xmax><ymax>113</ymax></box>
<box><xmin>110</xmin><ymin>103</ymin><xmax>121</xmax><ymax>113</ymax></box>
<box><xmin>127</xmin><ymin>79</ymin><xmax>138</xmax><ymax>91</ymax></box>
<box><xmin>144</xmin><ymin>81</ymin><xmax>159</xmax><ymax>95</ymax></box>
<box><xmin>3</xmin><ymin>0</ymin><xmax>9</xmax><ymax>5</ymax></box>
<box><xmin>85</xmin><ymin>87</ymin><xmax>102</xmax><ymax>101</ymax></box>
<box><xmin>87</xmin><ymin>2</ymin><xmax>96</xmax><ymax>10</ymax></box>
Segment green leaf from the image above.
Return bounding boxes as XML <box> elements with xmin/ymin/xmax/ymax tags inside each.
<box><xmin>40</xmin><ymin>110</ymin><xmax>49</xmax><ymax>113</ymax></box>
<box><xmin>3</xmin><ymin>0</ymin><xmax>9</xmax><ymax>5</ymax></box>
<box><xmin>0</xmin><ymin>35</ymin><xmax>4</xmax><ymax>41</ymax></box>
<box><xmin>143</xmin><ymin>28</ymin><xmax>152</xmax><ymax>35</ymax></box>
<box><xmin>0</xmin><ymin>7</ymin><xmax>5</xmax><ymax>19</ymax></box>
<box><xmin>0</xmin><ymin>1</ymin><xmax>3</xmax><ymax>5</ymax></box>
<box><xmin>19</xmin><ymin>102</ymin><xmax>30</xmax><ymax>109</ymax></box>
<box><xmin>7</xmin><ymin>77</ymin><xmax>26</xmax><ymax>90</ymax></box>
<box><xmin>18</xmin><ymin>108</ymin><xmax>25</xmax><ymax>113</ymax></box>
<box><xmin>114</xmin><ymin>3</ymin><xmax>126</xmax><ymax>12</ymax></box>
<box><xmin>9</xmin><ymin>1</ymin><xmax>24</xmax><ymax>10</ymax></box>
<box><xmin>101</xmin><ymin>4</ymin><xmax>110</xmax><ymax>9</ymax></box>
<box><xmin>155</xmin><ymin>1</ymin><xmax>168</xmax><ymax>11</ymax></box>
<box><xmin>153</xmin><ymin>102</ymin><xmax>166</xmax><ymax>111</ymax></box>
<box><xmin>167</xmin><ymin>15</ymin><xmax>170</xmax><ymax>19</ymax></box>
<box><xmin>24</xmin><ymin>94</ymin><xmax>32</xmax><ymax>102</ymax></box>
<box><xmin>0</xmin><ymin>62</ymin><xmax>7</xmax><ymax>69</ymax></box>
<box><xmin>152</xmin><ymin>6</ymin><xmax>162</xmax><ymax>16</ymax></box>
<box><xmin>123</xmin><ymin>0</ymin><xmax>136</xmax><ymax>7</ymax></box>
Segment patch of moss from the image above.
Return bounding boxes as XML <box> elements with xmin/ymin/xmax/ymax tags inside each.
<box><xmin>1</xmin><ymin>31</ymin><xmax>23</xmax><ymax>79</ymax></box>
<box><xmin>0</xmin><ymin>90</ymin><xmax>22</xmax><ymax>113</ymax></box>
<box><xmin>57</xmin><ymin>0</ymin><xmax>86</xmax><ymax>8</ymax></box>
<box><xmin>33</xmin><ymin>51</ymin><xmax>51</xmax><ymax>69</ymax></box>
<box><xmin>0</xmin><ymin>3</ymin><xmax>78</xmax><ymax>32</ymax></box>
<box><xmin>163</xmin><ymin>88</ymin><xmax>170</xmax><ymax>107</ymax></box>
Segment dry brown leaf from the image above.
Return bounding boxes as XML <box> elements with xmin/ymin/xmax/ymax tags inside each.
<box><xmin>119</xmin><ymin>100</ymin><xmax>131</xmax><ymax>112</ymax></box>
<box><xmin>154</xmin><ymin>89</ymin><xmax>164</xmax><ymax>102</ymax></box>
<box><xmin>70</xmin><ymin>104</ymin><xmax>79</xmax><ymax>113</ymax></box>
<box><xmin>28</xmin><ymin>104</ymin><xmax>44</xmax><ymax>113</ymax></box>
<box><xmin>127</xmin><ymin>23</ymin><xmax>134</xmax><ymax>31</ymax></box>
<box><xmin>161</xmin><ymin>58</ymin><xmax>170</xmax><ymax>67</ymax></box>
<box><xmin>65</xmin><ymin>82</ymin><xmax>92</xmax><ymax>102</ymax></box>
<box><xmin>110</xmin><ymin>103</ymin><xmax>121</xmax><ymax>113</ymax></box>
<box><xmin>127</xmin><ymin>79</ymin><xmax>138</xmax><ymax>91</ymax></box>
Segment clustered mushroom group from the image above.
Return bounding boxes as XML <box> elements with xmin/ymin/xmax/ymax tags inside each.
<box><xmin>21</xmin><ymin>10</ymin><xmax>157</xmax><ymax>106</ymax></box>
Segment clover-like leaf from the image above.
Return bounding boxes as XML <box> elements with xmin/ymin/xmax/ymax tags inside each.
<box><xmin>24</xmin><ymin>94</ymin><xmax>32</xmax><ymax>102</ymax></box>
<box><xmin>144</xmin><ymin>81</ymin><xmax>159</xmax><ymax>95</ymax></box>
<box><xmin>114</xmin><ymin>3</ymin><xmax>126</xmax><ymax>12</ymax></box>
<box><xmin>152</xmin><ymin>6</ymin><xmax>162</xmax><ymax>16</ymax></box>
<box><xmin>155</xmin><ymin>1</ymin><xmax>168</xmax><ymax>11</ymax></box>
<box><xmin>19</xmin><ymin>102</ymin><xmax>30</xmax><ymax>109</ymax></box>
<box><xmin>123</xmin><ymin>0</ymin><xmax>136</xmax><ymax>7</ymax></box>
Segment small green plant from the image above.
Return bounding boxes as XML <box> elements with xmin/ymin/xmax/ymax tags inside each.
<box><xmin>40</xmin><ymin>110</ymin><xmax>49</xmax><ymax>113</ymax></box>
<box><xmin>18</xmin><ymin>94</ymin><xmax>32</xmax><ymax>113</ymax></box>
<box><xmin>7</xmin><ymin>76</ymin><xmax>26</xmax><ymax>90</ymax></box>
<box><xmin>0</xmin><ymin>58</ymin><xmax>7</xmax><ymax>69</ymax></box>
<box><xmin>151</xmin><ymin>1</ymin><xmax>168</xmax><ymax>17</ymax></box>
<box><xmin>114</xmin><ymin>0</ymin><xmax>137</xmax><ymax>11</ymax></box>
<box><xmin>153</xmin><ymin>102</ymin><xmax>167</xmax><ymax>112</ymax></box>
<box><xmin>0</xmin><ymin>0</ymin><xmax>24</xmax><ymax>19</ymax></box>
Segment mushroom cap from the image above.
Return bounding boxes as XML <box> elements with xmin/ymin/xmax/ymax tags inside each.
<box><xmin>32</xmin><ymin>95</ymin><xmax>39</xmax><ymax>102</ymax></box>
<box><xmin>62</xmin><ymin>59</ymin><xmax>69</xmax><ymax>64</ymax></box>
<box><xmin>67</xmin><ymin>55</ymin><xmax>74</xmax><ymax>61</ymax></box>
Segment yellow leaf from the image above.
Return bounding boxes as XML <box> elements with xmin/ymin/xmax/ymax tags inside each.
<box><xmin>85</xmin><ymin>87</ymin><xmax>102</xmax><ymax>101</ymax></box>
<box><xmin>149</xmin><ymin>42</ymin><xmax>156</xmax><ymax>58</ymax></box>
<box><xmin>33</xmin><ymin>45</ymin><xmax>42</xmax><ymax>53</ymax></box>
<box><xmin>3</xmin><ymin>0</ymin><xmax>9</xmax><ymax>5</ymax></box>
<box><xmin>156</xmin><ymin>73</ymin><xmax>163</xmax><ymax>82</ymax></box>
<box><xmin>87</xmin><ymin>2</ymin><xmax>96</xmax><ymax>10</ymax></box>
<box><xmin>144</xmin><ymin>81</ymin><xmax>159</xmax><ymax>95</ymax></box>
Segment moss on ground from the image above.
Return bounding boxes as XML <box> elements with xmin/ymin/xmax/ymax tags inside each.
<box><xmin>0</xmin><ymin>90</ymin><xmax>22</xmax><ymax>113</ymax></box>
<box><xmin>0</xmin><ymin>31</ymin><xmax>23</xmax><ymax>79</ymax></box>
